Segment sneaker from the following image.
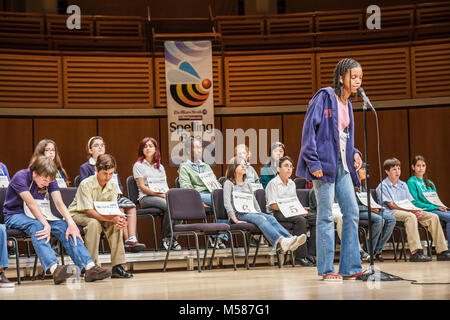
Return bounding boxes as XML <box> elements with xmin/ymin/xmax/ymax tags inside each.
<box><xmin>85</xmin><ymin>265</ymin><xmax>111</xmax><ymax>282</ymax></box>
<box><xmin>53</xmin><ymin>265</ymin><xmax>73</xmax><ymax>285</ymax></box>
<box><xmin>0</xmin><ymin>272</ymin><xmax>15</xmax><ymax>288</ymax></box>
<box><xmin>172</xmin><ymin>240</ymin><xmax>182</xmax><ymax>251</ymax></box>
<box><xmin>290</xmin><ymin>234</ymin><xmax>307</xmax><ymax>251</ymax></box>
<box><xmin>162</xmin><ymin>238</ymin><xmax>170</xmax><ymax>251</ymax></box>
<box><xmin>410</xmin><ymin>251</ymin><xmax>432</xmax><ymax>262</ymax></box>
<box><xmin>360</xmin><ymin>249</ymin><xmax>370</xmax><ymax>262</ymax></box>
<box><xmin>375</xmin><ymin>253</ymin><xmax>384</xmax><ymax>262</ymax></box>
<box><xmin>209</xmin><ymin>237</ymin><xmax>226</xmax><ymax>249</ymax></box>
<box><xmin>280</xmin><ymin>237</ymin><xmax>296</xmax><ymax>253</ymax></box>
<box><xmin>437</xmin><ymin>251</ymin><xmax>450</xmax><ymax>261</ymax></box>
<box><xmin>124</xmin><ymin>240</ymin><xmax>146</xmax><ymax>253</ymax></box>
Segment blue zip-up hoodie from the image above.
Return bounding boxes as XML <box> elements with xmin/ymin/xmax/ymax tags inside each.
<box><xmin>296</xmin><ymin>87</ymin><xmax>360</xmax><ymax>187</ymax></box>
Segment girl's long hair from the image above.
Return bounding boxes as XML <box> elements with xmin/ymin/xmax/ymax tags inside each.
<box><xmin>412</xmin><ymin>155</ymin><xmax>433</xmax><ymax>189</ymax></box>
<box><xmin>136</xmin><ymin>137</ymin><xmax>161</xmax><ymax>169</ymax></box>
<box><xmin>30</xmin><ymin>139</ymin><xmax>70</xmax><ymax>184</ymax></box>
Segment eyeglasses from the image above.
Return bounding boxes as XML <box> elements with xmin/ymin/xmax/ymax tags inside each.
<box><xmin>144</xmin><ymin>144</ymin><xmax>155</xmax><ymax>149</ymax></box>
<box><xmin>44</xmin><ymin>149</ymin><xmax>56</xmax><ymax>153</ymax></box>
<box><xmin>281</xmin><ymin>165</ymin><xmax>294</xmax><ymax>169</ymax></box>
<box><xmin>92</xmin><ymin>144</ymin><xmax>105</xmax><ymax>149</ymax></box>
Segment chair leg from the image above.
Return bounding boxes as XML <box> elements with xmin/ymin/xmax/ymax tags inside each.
<box><xmin>26</xmin><ymin>241</ymin><xmax>31</xmax><ymax>258</ymax></box>
<box><xmin>149</xmin><ymin>215</ymin><xmax>158</xmax><ymax>251</ymax></box>
<box><xmin>422</xmin><ymin>226</ymin><xmax>432</xmax><ymax>257</ymax></box>
<box><xmin>162</xmin><ymin>237</ymin><xmax>173</xmax><ymax>272</ymax></box>
<box><xmin>204</xmin><ymin>235</ymin><xmax>210</xmax><ymax>269</ymax></box>
<box><xmin>290</xmin><ymin>251</ymin><xmax>295</xmax><ymax>267</ymax></box>
<box><xmin>242</xmin><ymin>232</ymin><xmax>249</xmax><ymax>270</ymax></box>
<box><xmin>193</xmin><ymin>233</ymin><xmax>201</xmax><ymax>272</ymax></box>
<box><xmin>252</xmin><ymin>234</ymin><xmax>261</xmax><ymax>267</ymax></box>
<box><xmin>228</xmin><ymin>231</ymin><xmax>237</xmax><ymax>271</ymax></box>
<box><xmin>208</xmin><ymin>235</ymin><xmax>218</xmax><ymax>270</ymax></box>
<box><xmin>391</xmin><ymin>233</ymin><xmax>398</xmax><ymax>262</ymax></box>
<box><xmin>59</xmin><ymin>241</ymin><xmax>65</xmax><ymax>265</ymax></box>
<box><xmin>10</xmin><ymin>238</ymin><xmax>21</xmax><ymax>285</ymax></box>
<box><xmin>399</xmin><ymin>229</ymin><xmax>407</xmax><ymax>262</ymax></box>
<box><xmin>32</xmin><ymin>255</ymin><xmax>38</xmax><ymax>281</ymax></box>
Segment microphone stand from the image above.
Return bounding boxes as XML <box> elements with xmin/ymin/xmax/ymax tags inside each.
<box><xmin>357</xmin><ymin>99</ymin><xmax>404</xmax><ymax>282</ymax></box>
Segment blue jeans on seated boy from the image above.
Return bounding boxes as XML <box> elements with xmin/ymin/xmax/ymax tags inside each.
<box><xmin>0</xmin><ymin>224</ymin><xmax>9</xmax><ymax>270</ymax></box>
<box><xmin>200</xmin><ymin>191</ymin><xmax>228</xmax><ymax>242</ymax></box>
<box><xmin>313</xmin><ymin>155</ymin><xmax>362</xmax><ymax>277</ymax></box>
<box><xmin>235</xmin><ymin>212</ymin><xmax>291</xmax><ymax>246</ymax></box>
<box><xmin>359</xmin><ymin>210</ymin><xmax>396</xmax><ymax>254</ymax></box>
<box><xmin>429</xmin><ymin>210</ymin><xmax>450</xmax><ymax>246</ymax></box>
<box><xmin>6</xmin><ymin>213</ymin><xmax>94</xmax><ymax>272</ymax></box>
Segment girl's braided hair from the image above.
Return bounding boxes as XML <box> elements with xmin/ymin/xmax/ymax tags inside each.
<box><xmin>333</xmin><ymin>58</ymin><xmax>361</xmax><ymax>101</ymax></box>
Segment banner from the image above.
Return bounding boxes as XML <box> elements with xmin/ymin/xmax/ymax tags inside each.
<box><xmin>164</xmin><ymin>41</ymin><xmax>215</xmax><ymax>167</ymax></box>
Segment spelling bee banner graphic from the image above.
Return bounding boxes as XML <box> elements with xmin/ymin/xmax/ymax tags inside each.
<box><xmin>164</xmin><ymin>40</ymin><xmax>215</xmax><ymax>167</ymax></box>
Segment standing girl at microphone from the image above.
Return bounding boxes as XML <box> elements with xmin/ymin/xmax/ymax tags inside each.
<box><xmin>296</xmin><ymin>58</ymin><xmax>364</xmax><ymax>282</ymax></box>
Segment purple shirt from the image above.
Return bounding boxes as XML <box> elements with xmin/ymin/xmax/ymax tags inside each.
<box><xmin>3</xmin><ymin>168</ymin><xmax>59</xmax><ymax>221</ymax></box>
<box><xmin>79</xmin><ymin>160</ymin><xmax>123</xmax><ymax>192</ymax></box>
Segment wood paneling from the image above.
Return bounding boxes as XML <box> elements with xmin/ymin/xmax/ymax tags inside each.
<box><xmin>0</xmin><ymin>118</ymin><xmax>33</xmax><ymax>177</ymax></box>
<box><xmin>409</xmin><ymin>106</ymin><xmax>450</xmax><ymax>206</ymax></box>
<box><xmin>63</xmin><ymin>56</ymin><xmax>153</xmax><ymax>108</ymax></box>
<box><xmin>98</xmin><ymin>118</ymin><xmax>160</xmax><ymax>195</ymax></box>
<box><xmin>353</xmin><ymin>109</ymin><xmax>410</xmax><ymax>189</ymax></box>
<box><xmin>225</xmin><ymin>53</ymin><xmax>316</xmax><ymax>106</ymax></box>
<box><xmin>282</xmin><ymin>113</ymin><xmax>305</xmax><ymax>173</ymax></box>
<box><xmin>412</xmin><ymin>43</ymin><xmax>450</xmax><ymax>98</ymax></box>
<box><xmin>317</xmin><ymin>47</ymin><xmax>411</xmax><ymax>102</ymax></box>
<box><xmin>33</xmin><ymin>118</ymin><xmax>97</xmax><ymax>186</ymax></box>
<box><xmin>221</xmin><ymin>114</ymin><xmax>282</xmax><ymax>178</ymax></box>
<box><xmin>0</xmin><ymin>54</ymin><xmax>62</xmax><ymax>108</ymax></box>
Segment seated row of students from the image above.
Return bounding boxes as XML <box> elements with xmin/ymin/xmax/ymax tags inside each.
<box><xmin>1</xmin><ymin>138</ymin><xmax>449</xmax><ymax>287</ymax></box>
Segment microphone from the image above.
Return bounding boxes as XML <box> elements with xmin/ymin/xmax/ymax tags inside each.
<box><xmin>357</xmin><ymin>87</ymin><xmax>374</xmax><ymax>111</ymax></box>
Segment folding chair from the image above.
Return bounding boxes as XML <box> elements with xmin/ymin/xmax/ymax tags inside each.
<box><xmin>163</xmin><ymin>189</ymin><xmax>234</xmax><ymax>272</ymax></box>
<box><xmin>211</xmin><ymin>189</ymin><xmax>253</xmax><ymax>269</ymax></box>
<box><xmin>293</xmin><ymin>178</ymin><xmax>307</xmax><ymax>189</ymax></box>
<box><xmin>74</xmin><ymin>175</ymin><xmax>81</xmax><ymax>188</ymax></box>
<box><xmin>126</xmin><ymin>176</ymin><xmax>163</xmax><ymax>251</ymax></box>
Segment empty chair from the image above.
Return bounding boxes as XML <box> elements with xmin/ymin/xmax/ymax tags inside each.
<box><xmin>163</xmin><ymin>189</ymin><xmax>235</xmax><ymax>272</ymax></box>
<box><xmin>294</xmin><ymin>178</ymin><xmax>307</xmax><ymax>189</ymax></box>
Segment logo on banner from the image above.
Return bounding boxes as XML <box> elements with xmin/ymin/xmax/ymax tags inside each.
<box><xmin>168</xmin><ymin>61</ymin><xmax>211</xmax><ymax>108</ymax></box>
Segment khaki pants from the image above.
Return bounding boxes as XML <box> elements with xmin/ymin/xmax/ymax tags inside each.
<box><xmin>392</xmin><ymin>210</ymin><xmax>448</xmax><ymax>254</ymax></box>
<box><xmin>72</xmin><ymin>213</ymin><xmax>126</xmax><ymax>267</ymax></box>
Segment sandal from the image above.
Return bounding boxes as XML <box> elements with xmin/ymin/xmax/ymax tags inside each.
<box><xmin>322</xmin><ymin>273</ymin><xmax>343</xmax><ymax>282</ymax></box>
<box><xmin>342</xmin><ymin>271</ymin><xmax>364</xmax><ymax>280</ymax></box>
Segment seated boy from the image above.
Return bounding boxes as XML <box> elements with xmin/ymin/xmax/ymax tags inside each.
<box><xmin>376</xmin><ymin>158</ymin><xmax>450</xmax><ymax>262</ymax></box>
<box><xmin>69</xmin><ymin>154</ymin><xmax>133</xmax><ymax>278</ymax></box>
<box><xmin>3</xmin><ymin>156</ymin><xmax>110</xmax><ymax>284</ymax></box>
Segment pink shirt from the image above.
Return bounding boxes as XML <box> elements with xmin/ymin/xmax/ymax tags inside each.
<box><xmin>337</xmin><ymin>98</ymin><xmax>350</xmax><ymax>132</ymax></box>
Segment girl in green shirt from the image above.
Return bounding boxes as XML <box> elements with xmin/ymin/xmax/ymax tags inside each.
<box><xmin>407</xmin><ymin>155</ymin><xmax>449</xmax><ymax>245</ymax></box>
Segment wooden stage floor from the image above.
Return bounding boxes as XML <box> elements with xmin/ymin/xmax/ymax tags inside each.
<box><xmin>1</xmin><ymin>258</ymin><xmax>450</xmax><ymax>300</ymax></box>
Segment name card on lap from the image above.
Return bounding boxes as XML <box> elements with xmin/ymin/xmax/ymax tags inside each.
<box><xmin>199</xmin><ymin>171</ymin><xmax>222</xmax><ymax>192</ymax></box>
<box><xmin>112</xmin><ymin>174</ymin><xmax>122</xmax><ymax>195</ymax></box>
<box><xmin>394</xmin><ymin>199</ymin><xmax>422</xmax><ymax>211</ymax></box>
<box><xmin>0</xmin><ymin>176</ymin><xmax>9</xmax><ymax>188</ymax></box>
<box><xmin>24</xmin><ymin>199</ymin><xmax>60</xmax><ymax>221</ymax></box>
<box><xmin>423</xmin><ymin>191</ymin><xmax>447</xmax><ymax>208</ymax></box>
<box><xmin>276</xmin><ymin>197</ymin><xmax>307</xmax><ymax>218</ymax></box>
<box><xmin>56</xmin><ymin>178</ymin><xmax>67</xmax><ymax>189</ymax></box>
<box><xmin>146</xmin><ymin>177</ymin><xmax>169</xmax><ymax>193</ymax></box>
<box><xmin>356</xmin><ymin>192</ymin><xmax>382</xmax><ymax>209</ymax></box>
<box><xmin>250</xmin><ymin>183</ymin><xmax>263</xmax><ymax>192</ymax></box>
<box><xmin>94</xmin><ymin>201</ymin><xmax>125</xmax><ymax>216</ymax></box>
<box><xmin>233</xmin><ymin>191</ymin><xmax>257</xmax><ymax>213</ymax></box>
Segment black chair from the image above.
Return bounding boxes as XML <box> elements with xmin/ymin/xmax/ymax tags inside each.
<box><xmin>0</xmin><ymin>188</ymin><xmax>39</xmax><ymax>284</ymax></box>
<box><xmin>211</xmin><ymin>189</ymin><xmax>253</xmax><ymax>269</ymax></box>
<box><xmin>294</xmin><ymin>178</ymin><xmax>307</xmax><ymax>190</ymax></box>
<box><xmin>175</xmin><ymin>177</ymin><xmax>180</xmax><ymax>188</ymax></box>
<box><xmin>74</xmin><ymin>175</ymin><xmax>81</xmax><ymax>188</ymax></box>
<box><xmin>163</xmin><ymin>189</ymin><xmax>235</xmax><ymax>272</ymax></box>
<box><xmin>218</xmin><ymin>176</ymin><xmax>226</xmax><ymax>186</ymax></box>
<box><xmin>126</xmin><ymin>176</ymin><xmax>164</xmax><ymax>251</ymax></box>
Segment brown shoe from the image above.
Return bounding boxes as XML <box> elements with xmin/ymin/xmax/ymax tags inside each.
<box><xmin>85</xmin><ymin>265</ymin><xmax>111</xmax><ymax>282</ymax></box>
<box><xmin>0</xmin><ymin>272</ymin><xmax>15</xmax><ymax>288</ymax></box>
<box><xmin>53</xmin><ymin>265</ymin><xmax>73</xmax><ymax>285</ymax></box>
